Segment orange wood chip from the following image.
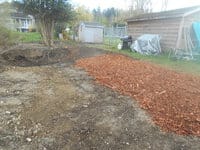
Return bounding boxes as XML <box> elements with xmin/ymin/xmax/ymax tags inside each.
<box><xmin>76</xmin><ymin>54</ymin><xmax>200</xmax><ymax>136</ymax></box>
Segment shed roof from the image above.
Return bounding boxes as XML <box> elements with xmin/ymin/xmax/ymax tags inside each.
<box><xmin>127</xmin><ymin>6</ymin><xmax>200</xmax><ymax>22</ymax></box>
<box><xmin>81</xmin><ymin>22</ymin><xmax>104</xmax><ymax>28</ymax></box>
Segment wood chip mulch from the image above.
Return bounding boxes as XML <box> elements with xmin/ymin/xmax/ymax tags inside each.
<box><xmin>75</xmin><ymin>54</ymin><xmax>200</xmax><ymax>136</ymax></box>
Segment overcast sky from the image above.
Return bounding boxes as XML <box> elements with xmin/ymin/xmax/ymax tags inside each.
<box><xmin>70</xmin><ymin>0</ymin><xmax>200</xmax><ymax>11</ymax></box>
<box><xmin>1</xmin><ymin>0</ymin><xmax>200</xmax><ymax>12</ymax></box>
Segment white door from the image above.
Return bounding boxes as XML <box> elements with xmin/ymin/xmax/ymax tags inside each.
<box><xmin>84</xmin><ymin>28</ymin><xmax>94</xmax><ymax>43</ymax></box>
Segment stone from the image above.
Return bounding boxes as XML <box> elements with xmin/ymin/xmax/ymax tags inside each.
<box><xmin>5</xmin><ymin>111</ymin><xmax>11</xmax><ymax>115</ymax></box>
<box><xmin>26</xmin><ymin>138</ymin><xmax>32</xmax><ymax>142</ymax></box>
<box><xmin>80</xmin><ymin>83</ymin><xmax>94</xmax><ymax>92</ymax></box>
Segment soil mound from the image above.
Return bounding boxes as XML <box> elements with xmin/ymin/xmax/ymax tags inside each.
<box><xmin>1</xmin><ymin>44</ymin><xmax>70</xmax><ymax>67</ymax></box>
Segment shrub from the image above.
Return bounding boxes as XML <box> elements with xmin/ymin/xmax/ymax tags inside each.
<box><xmin>0</xmin><ymin>26</ymin><xmax>19</xmax><ymax>47</ymax></box>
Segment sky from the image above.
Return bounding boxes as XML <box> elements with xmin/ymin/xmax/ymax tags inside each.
<box><xmin>1</xmin><ymin>0</ymin><xmax>200</xmax><ymax>12</ymax></box>
<box><xmin>70</xmin><ymin>0</ymin><xmax>200</xmax><ymax>12</ymax></box>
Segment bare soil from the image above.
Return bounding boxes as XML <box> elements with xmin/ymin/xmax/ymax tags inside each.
<box><xmin>0</xmin><ymin>43</ymin><xmax>200</xmax><ymax>150</ymax></box>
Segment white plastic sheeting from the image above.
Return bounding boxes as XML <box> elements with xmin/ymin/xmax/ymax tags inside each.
<box><xmin>131</xmin><ymin>34</ymin><xmax>161</xmax><ymax>55</ymax></box>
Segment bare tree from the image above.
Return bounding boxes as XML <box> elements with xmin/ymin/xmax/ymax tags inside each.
<box><xmin>161</xmin><ymin>0</ymin><xmax>168</xmax><ymax>11</ymax></box>
<box><xmin>129</xmin><ymin>0</ymin><xmax>152</xmax><ymax>15</ymax></box>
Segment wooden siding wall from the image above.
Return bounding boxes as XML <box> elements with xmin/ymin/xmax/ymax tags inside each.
<box><xmin>128</xmin><ymin>18</ymin><xmax>182</xmax><ymax>51</ymax></box>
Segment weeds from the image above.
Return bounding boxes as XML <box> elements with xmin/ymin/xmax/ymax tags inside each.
<box><xmin>0</xmin><ymin>26</ymin><xmax>19</xmax><ymax>47</ymax></box>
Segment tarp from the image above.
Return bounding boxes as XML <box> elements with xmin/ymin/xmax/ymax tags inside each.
<box><xmin>192</xmin><ymin>22</ymin><xmax>200</xmax><ymax>49</ymax></box>
<box><xmin>131</xmin><ymin>34</ymin><xmax>161</xmax><ymax>55</ymax></box>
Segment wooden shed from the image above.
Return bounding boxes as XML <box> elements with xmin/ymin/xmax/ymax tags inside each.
<box><xmin>127</xmin><ymin>6</ymin><xmax>200</xmax><ymax>51</ymax></box>
<box><xmin>78</xmin><ymin>22</ymin><xmax>104</xmax><ymax>43</ymax></box>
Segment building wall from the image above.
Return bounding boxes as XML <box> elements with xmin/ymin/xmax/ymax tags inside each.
<box><xmin>78</xmin><ymin>24</ymin><xmax>84</xmax><ymax>42</ymax></box>
<box><xmin>14</xmin><ymin>17</ymin><xmax>34</xmax><ymax>32</ymax></box>
<box><xmin>79</xmin><ymin>25</ymin><xmax>103</xmax><ymax>43</ymax></box>
<box><xmin>127</xmin><ymin>18</ymin><xmax>182</xmax><ymax>51</ymax></box>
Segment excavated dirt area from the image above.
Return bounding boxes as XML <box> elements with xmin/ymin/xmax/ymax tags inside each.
<box><xmin>0</xmin><ymin>43</ymin><xmax>200</xmax><ymax>149</ymax></box>
<box><xmin>0</xmin><ymin>43</ymin><xmax>72</xmax><ymax>67</ymax></box>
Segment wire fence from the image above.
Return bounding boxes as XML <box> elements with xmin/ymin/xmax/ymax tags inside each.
<box><xmin>104</xmin><ymin>26</ymin><xmax>127</xmax><ymax>46</ymax></box>
<box><xmin>104</xmin><ymin>26</ymin><xmax>127</xmax><ymax>38</ymax></box>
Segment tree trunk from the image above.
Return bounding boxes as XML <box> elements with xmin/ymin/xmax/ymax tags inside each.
<box><xmin>39</xmin><ymin>18</ymin><xmax>54</xmax><ymax>47</ymax></box>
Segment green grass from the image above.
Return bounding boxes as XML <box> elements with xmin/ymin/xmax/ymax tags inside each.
<box><xmin>16</xmin><ymin>32</ymin><xmax>42</xmax><ymax>43</ymax></box>
<box><xmin>103</xmin><ymin>36</ymin><xmax>121</xmax><ymax>46</ymax></box>
<box><xmin>87</xmin><ymin>43</ymin><xmax>200</xmax><ymax>75</ymax></box>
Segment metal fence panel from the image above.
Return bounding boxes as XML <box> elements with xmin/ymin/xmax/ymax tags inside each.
<box><xmin>104</xmin><ymin>26</ymin><xmax>127</xmax><ymax>38</ymax></box>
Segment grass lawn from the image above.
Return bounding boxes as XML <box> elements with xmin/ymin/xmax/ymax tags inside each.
<box><xmin>17</xmin><ymin>32</ymin><xmax>42</xmax><ymax>43</ymax></box>
<box><xmin>104</xmin><ymin>36</ymin><xmax>121</xmax><ymax>46</ymax></box>
<box><xmin>87</xmin><ymin>43</ymin><xmax>200</xmax><ymax>75</ymax></box>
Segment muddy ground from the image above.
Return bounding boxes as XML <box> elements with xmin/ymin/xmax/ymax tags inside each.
<box><xmin>0</xmin><ymin>43</ymin><xmax>200</xmax><ymax>150</ymax></box>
